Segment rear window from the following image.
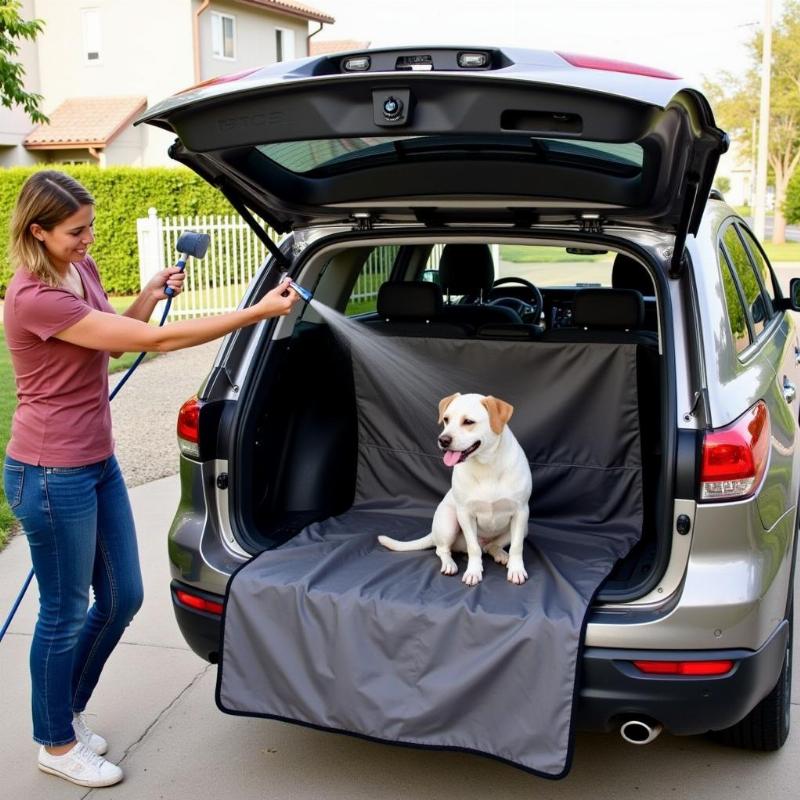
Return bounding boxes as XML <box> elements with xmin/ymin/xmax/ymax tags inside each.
<box><xmin>719</xmin><ymin>244</ymin><xmax>750</xmax><ymax>355</ymax></box>
<box><xmin>258</xmin><ymin>135</ymin><xmax>644</xmax><ymax>177</ymax></box>
<box><xmin>722</xmin><ymin>225</ymin><xmax>766</xmax><ymax>338</ymax></box>
<box><xmin>738</xmin><ymin>225</ymin><xmax>778</xmax><ymax>307</ymax></box>
<box><xmin>424</xmin><ymin>244</ymin><xmax>614</xmax><ymax>287</ymax></box>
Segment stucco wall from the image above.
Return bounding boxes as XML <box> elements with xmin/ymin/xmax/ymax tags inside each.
<box><xmin>33</xmin><ymin>0</ymin><xmax>196</xmax><ymax>166</ymax></box>
<box><xmin>197</xmin><ymin>0</ymin><xmax>308</xmax><ymax>82</ymax></box>
<box><xmin>0</xmin><ymin>146</ymin><xmax>41</xmax><ymax>167</ymax></box>
<box><xmin>102</xmin><ymin>123</ymin><xmax>146</xmax><ymax>167</ymax></box>
<box><xmin>5</xmin><ymin>2</ymin><xmax>316</xmax><ymax>168</ymax></box>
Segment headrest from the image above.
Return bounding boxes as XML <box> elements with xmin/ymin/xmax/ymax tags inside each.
<box><xmin>376</xmin><ymin>281</ymin><xmax>442</xmax><ymax>320</ymax></box>
<box><xmin>611</xmin><ymin>254</ymin><xmax>654</xmax><ymax>296</ymax></box>
<box><xmin>573</xmin><ymin>289</ymin><xmax>644</xmax><ymax>329</ymax></box>
<box><xmin>437</xmin><ymin>244</ymin><xmax>495</xmax><ymax>297</ymax></box>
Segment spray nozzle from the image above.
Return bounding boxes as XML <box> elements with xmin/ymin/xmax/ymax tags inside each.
<box><xmin>285</xmin><ymin>280</ymin><xmax>313</xmax><ymax>303</ymax></box>
<box><xmin>167</xmin><ymin>231</ymin><xmax>211</xmax><ymax>297</ymax></box>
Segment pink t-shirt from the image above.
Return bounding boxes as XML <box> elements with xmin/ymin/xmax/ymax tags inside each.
<box><xmin>4</xmin><ymin>257</ymin><xmax>116</xmax><ymax>467</ymax></box>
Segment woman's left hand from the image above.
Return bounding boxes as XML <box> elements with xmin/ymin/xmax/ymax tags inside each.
<box><xmin>145</xmin><ymin>267</ymin><xmax>187</xmax><ymax>300</ymax></box>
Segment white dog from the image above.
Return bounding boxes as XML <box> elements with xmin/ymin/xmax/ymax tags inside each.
<box><xmin>378</xmin><ymin>393</ymin><xmax>532</xmax><ymax>585</ymax></box>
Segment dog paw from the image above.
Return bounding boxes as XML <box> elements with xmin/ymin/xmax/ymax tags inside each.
<box><xmin>462</xmin><ymin>560</ymin><xmax>483</xmax><ymax>586</ymax></box>
<box><xmin>507</xmin><ymin>558</ymin><xmax>528</xmax><ymax>585</ymax></box>
<box><xmin>491</xmin><ymin>549</ymin><xmax>509</xmax><ymax>566</ymax></box>
<box><xmin>440</xmin><ymin>557</ymin><xmax>458</xmax><ymax>575</ymax></box>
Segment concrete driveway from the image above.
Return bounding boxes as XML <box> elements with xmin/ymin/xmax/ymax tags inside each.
<box><xmin>2</xmin><ymin>261</ymin><xmax>800</xmax><ymax>798</ymax></box>
<box><xmin>0</xmin><ymin>475</ymin><xmax>797</xmax><ymax>799</ymax></box>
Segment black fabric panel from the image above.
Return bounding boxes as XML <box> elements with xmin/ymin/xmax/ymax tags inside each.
<box><xmin>573</xmin><ymin>288</ymin><xmax>644</xmax><ymax>329</ymax></box>
<box><xmin>352</xmin><ymin>339</ymin><xmax>641</xmax><ymax>508</ymax></box>
<box><xmin>219</xmin><ymin>338</ymin><xmax>643</xmax><ymax>778</ymax></box>
<box><xmin>438</xmin><ymin>243</ymin><xmax>495</xmax><ymax>295</ymax></box>
<box><xmin>377</xmin><ymin>280</ymin><xmax>442</xmax><ymax>319</ymax></box>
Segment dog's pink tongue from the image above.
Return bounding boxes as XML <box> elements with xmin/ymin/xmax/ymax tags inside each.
<box><xmin>443</xmin><ymin>450</ymin><xmax>461</xmax><ymax>468</ymax></box>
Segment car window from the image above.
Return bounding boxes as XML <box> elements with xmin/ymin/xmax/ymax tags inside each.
<box><xmin>258</xmin><ymin>136</ymin><xmax>643</xmax><ymax>177</ymax></box>
<box><xmin>421</xmin><ymin>244</ymin><xmax>614</xmax><ymax>287</ymax></box>
<box><xmin>719</xmin><ymin>244</ymin><xmax>751</xmax><ymax>355</ymax></box>
<box><xmin>722</xmin><ymin>225</ymin><xmax>766</xmax><ymax>338</ymax></box>
<box><xmin>345</xmin><ymin>245</ymin><xmax>400</xmax><ymax>316</ymax></box>
<box><xmin>737</xmin><ymin>224</ymin><xmax>778</xmax><ymax>310</ymax></box>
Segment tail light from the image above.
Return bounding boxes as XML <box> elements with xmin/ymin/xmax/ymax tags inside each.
<box><xmin>177</xmin><ymin>395</ymin><xmax>201</xmax><ymax>459</ymax></box>
<box><xmin>556</xmin><ymin>51</ymin><xmax>681</xmax><ymax>80</ymax></box>
<box><xmin>174</xmin><ymin>588</ymin><xmax>224</xmax><ymax>616</ymax></box>
<box><xmin>175</xmin><ymin>66</ymin><xmax>261</xmax><ymax>94</ymax></box>
<box><xmin>699</xmin><ymin>401</ymin><xmax>770</xmax><ymax>501</ymax></box>
<box><xmin>633</xmin><ymin>659</ymin><xmax>734</xmax><ymax>676</ymax></box>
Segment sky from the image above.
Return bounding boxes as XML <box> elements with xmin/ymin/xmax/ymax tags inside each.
<box><xmin>312</xmin><ymin>0</ymin><xmax>778</xmax><ymax>88</ymax></box>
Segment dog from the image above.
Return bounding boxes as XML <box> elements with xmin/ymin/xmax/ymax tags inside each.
<box><xmin>378</xmin><ymin>392</ymin><xmax>532</xmax><ymax>586</ymax></box>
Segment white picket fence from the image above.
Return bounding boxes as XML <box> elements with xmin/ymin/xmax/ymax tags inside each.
<box><xmin>136</xmin><ymin>207</ymin><xmax>281</xmax><ymax>319</ymax></box>
<box><xmin>137</xmin><ymin>209</ymin><xmax>499</xmax><ymax>319</ymax></box>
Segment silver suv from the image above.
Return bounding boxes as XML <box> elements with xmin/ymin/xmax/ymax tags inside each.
<box><xmin>139</xmin><ymin>47</ymin><xmax>797</xmax><ymax>759</ymax></box>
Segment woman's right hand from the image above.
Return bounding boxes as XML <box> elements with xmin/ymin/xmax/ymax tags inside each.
<box><xmin>253</xmin><ymin>278</ymin><xmax>303</xmax><ymax>319</ymax></box>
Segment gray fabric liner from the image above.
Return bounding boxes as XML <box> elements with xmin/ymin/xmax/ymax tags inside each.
<box><xmin>217</xmin><ymin>339</ymin><xmax>644</xmax><ymax>777</ymax></box>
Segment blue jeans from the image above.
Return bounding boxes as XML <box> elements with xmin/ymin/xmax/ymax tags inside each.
<box><xmin>3</xmin><ymin>454</ymin><xmax>143</xmax><ymax>746</ymax></box>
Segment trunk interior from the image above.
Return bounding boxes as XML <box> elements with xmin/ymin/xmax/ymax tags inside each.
<box><xmin>231</xmin><ymin>237</ymin><xmax>668</xmax><ymax>601</ymax></box>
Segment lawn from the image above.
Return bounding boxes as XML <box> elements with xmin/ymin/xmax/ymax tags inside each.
<box><xmin>763</xmin><ymin>242</ymin><xmax>800</xmax><ymax>262</ymax></box>
<box><xmin>500</xmin><ymin>245</ymin><xmax>606</xmax><ymax>263</ymax></box>
<box><xmin>500</xmin><ymin>242</ymin><xmax>800</xmax><ymax>264</ymax></box>
<box><xmin>0</xmin><ymin>295</ymin><xmax>158</xmax><ymax>549</ymax></box>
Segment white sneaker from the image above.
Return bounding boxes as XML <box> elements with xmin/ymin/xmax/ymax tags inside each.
<box><xmin>37</xmin><ymin>741</ymin><xmax>123</xmax><ymax>787</ymax></box>
<box><xmin>72</xmin><ymin>712</ymin><xmax>109</xmax><ymax>755</ymax></box>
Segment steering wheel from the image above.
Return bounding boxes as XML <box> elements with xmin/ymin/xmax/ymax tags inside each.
<box><xmin>488</xmin><ymin>277</ymin><xmax>543</xmax><ymax>322</ymax></box>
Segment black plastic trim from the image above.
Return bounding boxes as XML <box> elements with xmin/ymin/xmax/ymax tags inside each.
<box><xmin>170</xmin><ymin>580</ymin><xmax>224</xmax><ymax>663</ymax></box>
<box><xmin>675</xmin><ymin>428</ymin><xmax>700</xmax><ymax>498</ymax></box>
<box><xmin>578</xmin><ymin>620</ymin><xmax>790</xmax><ymax>734</ymax></box>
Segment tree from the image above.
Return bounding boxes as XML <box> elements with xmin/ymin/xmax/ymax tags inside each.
<box><xmin>714</xmin><ymin>176</ymin><xmax>731</xmax><ymax>195</ymax></box>
<box><xmin>0</xmin><ymin>0</ymin><xmax>46</xmax><ymax>124</ymax></box>
<box><xmin>705</xmin><ymin>1</ymin><xmax>800</xmax><ymax>244</ymax></box>
<box><xmin>786</xmin><ymin>169</ymin><xmax>800</xmax><ymax>224</ymax></box>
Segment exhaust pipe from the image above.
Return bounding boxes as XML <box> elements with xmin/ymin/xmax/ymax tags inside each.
<box><xmin>620</xmin><ymin>719</ymin><xmax>663</xmax><ymax>745</ymax></box>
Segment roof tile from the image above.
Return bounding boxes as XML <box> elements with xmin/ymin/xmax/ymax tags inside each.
<box><xmin>232</xmin><ymin>0</ymin><xmax>335</xmax><ymax>24</ymax></box>
<box><xmin>309</xmin><ymin>39</ymin><xmax>371</xmax><ymax>56</ymax></box>
<box><xmin>24</xmin><ymin>96</ymin><xmax>147</xmax><ymax>148</ymax></box>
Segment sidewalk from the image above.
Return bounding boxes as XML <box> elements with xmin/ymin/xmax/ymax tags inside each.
<box><xmin>1</xmin><ymin>476</ymin><xmax>798</xmax><ymax>798</ymax></box>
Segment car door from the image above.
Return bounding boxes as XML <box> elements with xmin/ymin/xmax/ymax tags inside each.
<box><xmin>136</xmin><ymin>46</ymin><xmax>728</xmax><ymax>274</ymax></box>
<box><xmin>720</xmin><ymin>220</ymin><xmax>800</xmax><ymax>527</ymax></box>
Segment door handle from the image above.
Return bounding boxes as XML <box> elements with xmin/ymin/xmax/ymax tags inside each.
<box><xmin>783</xmin><ymin>376</ymin><xmax>796</xmax><ymax>404</ymax></box>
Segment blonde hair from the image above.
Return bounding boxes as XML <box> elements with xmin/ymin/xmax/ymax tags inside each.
<box><xmin>9</xmin><ymin>170</ymin><xmax>95</xmax><ymax>287</ymax></box>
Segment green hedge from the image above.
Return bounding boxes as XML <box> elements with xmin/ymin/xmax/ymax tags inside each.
<box><xmin>786</xmin><ymin>168</ymin><xmax>800</xmax><ymax>226</ymax></box>
<box><xmin>0</xmin><ymin>165</ymin><xmax>237</xmax><ymax>296</ymax></box>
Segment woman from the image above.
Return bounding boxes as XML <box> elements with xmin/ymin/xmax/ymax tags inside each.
<box><xmin>2</xmin><ymin>170</ymin><xmax>300</xmax><ymax>788</ymax></box>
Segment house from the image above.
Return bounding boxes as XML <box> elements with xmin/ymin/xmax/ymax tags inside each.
<box><xmin>309</xmin><ymin>39</ymin><xmax>371</xmax><ymax>56</ymax></box>
<box><xmin>0</xmin><ymin>0</ymin><xmax>335</xmax><ymax>168</ymax></box>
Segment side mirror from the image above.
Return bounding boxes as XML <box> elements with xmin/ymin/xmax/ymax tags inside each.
<box><xmin>420</xmin><ymin>269</ymin><xmax>441</xmax><ymax>286</ymax></box>
<box><xmin>790</xmin><ymin>278</ymin><xmax>800</xmax><ymax>311</ymax></box>
<box><xmin>775</xmin><ymin>278</ymin><xmax>800</xmax><ymax>312</ymax></box>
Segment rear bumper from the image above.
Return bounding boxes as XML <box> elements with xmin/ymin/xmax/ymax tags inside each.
<box><xmin>576</xmin><ymin>620</ymin><xmax>789</xmax><ymax>734</ymax></box>
<box><xmin>171</xmin><ymin>580</ymin><xmax>789</xmax><ymax>735</ymax></box>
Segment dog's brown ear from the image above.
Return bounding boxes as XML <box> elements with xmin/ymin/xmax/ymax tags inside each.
<box><xmin>481</xmin><ymin>396</ymin><xmax>514</xmax><ymax>434</ymax></box>
<box><xmin>438</xmin><ymin>393</ymin><xmax>460</xmax><ymax>423</ymax></box>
